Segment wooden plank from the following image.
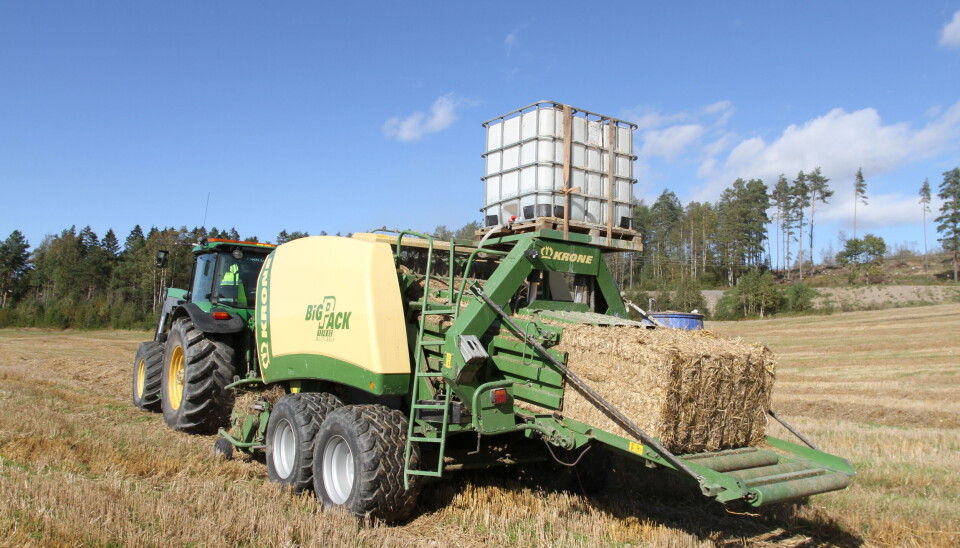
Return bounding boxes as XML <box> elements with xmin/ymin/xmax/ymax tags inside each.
<box><xmin>606</xmin><ymin>121</ymin><xmax>615</xmax><ymax>244</ymax></box>
<box><xmin>562</xmin><ymin>104</ymin><xmax>573</xmax><ymax>239</ymax></box>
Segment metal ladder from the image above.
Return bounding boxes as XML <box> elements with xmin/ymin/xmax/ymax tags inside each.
<box><xmin>399</xmin><ymin>231</ymin><xmax>457</xmax><ymax>489</ymax></box>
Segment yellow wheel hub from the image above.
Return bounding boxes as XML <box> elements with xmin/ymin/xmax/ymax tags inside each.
<box><xmin>167</xmin><ymin>345</ymin><xmax>185</xmax><ymax>410</ymax></box>
<box><xmin>135</xmin><ymin>358</ymin><xmax>146</xmax><ymax>398</ymax></box>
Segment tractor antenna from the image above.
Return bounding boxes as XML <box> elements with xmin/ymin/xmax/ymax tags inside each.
<box><xmin>201</xmin><ymin>191</ymin><xmax>211</xmax><ymax>228</ymax></box>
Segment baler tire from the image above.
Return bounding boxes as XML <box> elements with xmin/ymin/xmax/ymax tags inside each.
<box><xmin>161</xmin><ymin>317</ymin><xmax>238</xmax><ymax>434</ymax></box>
<box><xmin>266</xmin><ymin>392</ymin><xmax>344</xmax><ymax>493</ymax></box>
<box><xmin>312</xmin><ymin>405</ymin><xmax>420</xmax><ymax>524</ymax></box>
<box><xmin>132</xmin><ymin>341</ymin><xmax>164</xmax><ymax>412</ymax></box>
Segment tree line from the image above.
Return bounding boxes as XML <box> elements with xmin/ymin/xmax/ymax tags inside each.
<box><xmin>0</xmin><ymin>225</ymin><xmax>314</xmax><ymax>329</ymax></box>
<box><xmin>628</xmin><ymin>166</ymin><xmax>960</xmax><ymax>289</ymax></box>
<box><xmin>0</xmin><ymin>167</ymin><xmax>957</xmax><ymax>328</ymax></box>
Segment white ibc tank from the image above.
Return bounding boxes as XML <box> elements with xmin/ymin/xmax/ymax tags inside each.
<box><xmin>481</xmin><ymin>101</ymin><xmax>637</xmax><ymax>230</ymax></box>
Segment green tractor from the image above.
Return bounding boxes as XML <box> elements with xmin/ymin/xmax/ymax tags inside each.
<box><xmin>131</xmin><ymin>237</ymin><xmax>276</xmax><ymax>433</ymax></box>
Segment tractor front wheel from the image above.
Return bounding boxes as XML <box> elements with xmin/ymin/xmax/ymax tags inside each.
<box><xmin>312</xmin><ymin>405</ymin><xmax>420</xmax><ymax>524</ymax></box>
<box><xmin>132</xmin><ymin>341</ymin><xmax>163</xmax><ymax>412</ymax></box>
<box><xmin>161</xmin><ymin>317</ymin><xmax>237</xmax><ymax>434</ymax></box>
<box><xmin>265</xmin><ymin>392</ymin><xmax>344</xmax><ymax>492</ymax></box>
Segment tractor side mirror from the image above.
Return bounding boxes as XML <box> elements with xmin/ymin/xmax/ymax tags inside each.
<box><xmin>155</xmin><ymin>250</ymin><xmax>169</xmax><ymax>268</ymax></box>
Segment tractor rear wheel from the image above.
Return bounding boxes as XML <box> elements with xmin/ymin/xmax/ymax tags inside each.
<box><xmin>161</xmin><ymin>317</ymin><xmax>238</xmax><ymax>434</ymax></box>
<box><xmin>132</xmin><ymin>341</ymin><xmax>163</xmax><ymax>412</ymax></box>
<box><xmin>312</xmin><ymin>405</ymin><xmax>420</xmax><ymax>524</ymax></box>
<box><xmin>266</xmin><ymin>392</ymin><xmax>344</xmax><ymax>492</ymax></box>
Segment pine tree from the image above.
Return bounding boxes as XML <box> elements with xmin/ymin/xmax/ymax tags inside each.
<box><xmin>102</xmin><ymin>229</ymin><xmax>120</xmax><ymax>257</ymax></box>
<box><xmin>771</xmin><ymin>174</ymin><xmax>791</xmax><ymax>271</ymax></box>
<box><xmin>717</xmin><ymin>179</ymin><xmax>769</xmax><ymax>285</ymax></box>
<box><xmin>854</xmin><ymin>168</ymin><xmax>867</xmax><ymax>239</ymax></box>
<box><xmin>288</xmin><ymin>231</ymin><xmax>310</xmax><ymax>240</ymax></box>
<box><xmin>790</xmin><ymin>171</ymin><xmax>810</xmax><ymax>280</ymax></box>
<box><xmin>936</xmin><ymin>167</ymin><xmax>960</xmax><ymax>282</ymax></box>
<box><xmin>920</xmin><ymin>178</ymin><xmax>932</xmax><ymax>271</ymax></box>
<box><xmin>650</xmin><ymin>190</ymin><xmax>682</xmax><ymax>279</ymax></box>
<box><xmin>0</xmin><ymin>230</ymin><xmax>31</xmax><ymax>308</ymax></box>
<box><xmin>124</xmin><ymin>225</ymin><xmax>145</xmax><ymax>255</ymax></box>
<box><xmin>806</xmin><ymin>167</ymin><xmax>833</xmax><ymax>267</ymax></box>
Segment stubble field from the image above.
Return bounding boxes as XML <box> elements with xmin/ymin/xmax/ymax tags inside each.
<box><xmin>1</xmin><ymin>304</ymin><xmax>958</xmax><ymax>547</ymax></box>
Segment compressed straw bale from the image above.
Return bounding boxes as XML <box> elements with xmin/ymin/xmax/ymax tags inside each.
<box><xmin>551</xmin><ymin>324</ymin><xmax>776</xmax><ymax>453</ymax></box>
<box><xmin>230</xmin><ymin>385</ymin><xmax>287</xmax><ymax>436</ymax></box>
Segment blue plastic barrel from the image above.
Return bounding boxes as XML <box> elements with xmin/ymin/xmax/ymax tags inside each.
<box><xmin>648</xmin><ymin>312</ymin><xmax>705</xmax><ymax>330</ymax></box>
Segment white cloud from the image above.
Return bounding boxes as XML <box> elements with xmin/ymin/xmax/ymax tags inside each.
<box><xmin>702</xmin><ymin>100</ymin><xmax>735</xmax><ymax>125</ymax></box>
<box><xmin>623</xmin><ymin>101</ymin><xmax>734</xmax><ymax>132</ymax></box>
<box><xmin>940</xmin><ymin>10</ymin><xmax>960</xmax><ymax>48</ymax></box>
<box><xmin>694</xmin><ymin>101</ymin><xmax>960</xmax><ymax>201</ymax></box>
<box><xmin>625</xmin><ymin>101</ymin><xmax>734</xmax><ymax>162</ymax></box>
<box><xmin>641</xmin><ymin>124</ymin><xmax>706</xmax><ymax>161</ymax></box>
<box><xmin>504</xmin><ymin>29</ymin><xmax>520</xmax><ymax>56</ymax></box>
<box><xmin>383</xmin><ymin>94</ymin><xmax>463</xmax><ymax>142</ymax></box>
<box><xmin>504</xmin><ymin>20</ymin><xmax>534</xmax><ymax>57</ymax></box>
<box><xmin>818</xmin><ymin>190</ymin><xmax>945</xmax><ymax>231</ymax></box>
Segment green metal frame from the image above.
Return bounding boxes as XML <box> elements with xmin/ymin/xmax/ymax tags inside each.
<box><xmin>395</xmin><ymin>231</ymin><xmax>854</xmax><ymax>506</ymax></box>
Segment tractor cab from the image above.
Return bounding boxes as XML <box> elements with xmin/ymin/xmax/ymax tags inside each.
<box><xmin>151</xmin><ymin>237</ymin><xmax>276</xmax><ymax>342</ymax></box>
<box><xmin>190</xmin><ymin>243</ymin><xmax>268</xmax><ymax>309</ymax></box>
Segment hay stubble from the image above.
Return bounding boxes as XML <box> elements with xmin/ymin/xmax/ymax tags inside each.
<box><xmin>1</xmin><ymin>304</ymin><xmax>959</xmax><ymax>547</ymax></box>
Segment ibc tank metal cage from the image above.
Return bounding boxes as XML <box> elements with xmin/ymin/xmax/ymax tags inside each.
<box><xmin>480</xmin><ymin>101</ymin><xmax>638</xmax><ymax>237</ymax></box>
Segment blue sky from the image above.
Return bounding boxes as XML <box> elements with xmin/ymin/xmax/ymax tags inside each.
<box><xmin>2</xmin><ymin>1</ymin><xmax>959</xmax><ymax>263</ymax></box>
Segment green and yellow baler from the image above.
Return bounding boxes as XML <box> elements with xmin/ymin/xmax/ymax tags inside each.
<box><xmin>134</xmin><ymin>102</ymin><xmax>854</xmax><ymax>524</ymax></box>
<box><xmin>216</xmin><ymin>228</ymin><xmax>853</xmax><ymax>523</ymax></box>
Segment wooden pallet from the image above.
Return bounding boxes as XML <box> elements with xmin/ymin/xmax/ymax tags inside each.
<box><xmin>475</xmin><ymin>217</ymin><xmax>643</xmax><ymax>252</ymax></box>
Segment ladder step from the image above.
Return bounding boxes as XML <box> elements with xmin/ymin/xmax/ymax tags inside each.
<box><xmin>409</xmin><ymin>301</ymin><xmax>455</xmax><ymax>313</ymax></box>
<box><xmin>406</xmin><ymin>469</ymin><xmax>443</xmax><ymax>477</ymax></box>
<box><xmin>412</xmin><ymin>403</ymin><xmax>447</xmax><ymax>410</ymax></box>
<box><xmin>409</xmin><ymin>436</ymin><xmax>444</xmax><ymax>443</ymax></box>
<box><xmin>423</xmin><ymin>307</ymin><xmax>456</xmax><ymax>315</ymax></box>
<box><xmin>414</xmin><ymin>371</ymin><xmax>444</xmax><ymax>378</ymax></box>
<box><xmin>419</xmin><ymin>340</ymin><xmax>445</xmax><ymax>346</ymax></box>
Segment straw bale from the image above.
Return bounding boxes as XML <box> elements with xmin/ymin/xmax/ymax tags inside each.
<box><xmin>548</xmin><ymin>324</ymin><xmax>776</xmax><ymax>454</ymax></box>
<box><xmin>229</xmin><ymin>385</ymin><xmax>287</xmax><ymax>436</ymax></box>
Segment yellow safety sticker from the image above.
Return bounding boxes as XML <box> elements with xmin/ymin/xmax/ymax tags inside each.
<box><xmin>628</xmin><ymin>442</ymin><xmax>644</xmax><ymax>455</ymax></box>
<box><xmin>444</xmin><ymin>353</ymin><xmax>452</xmax><ymax>368</ymax></box>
